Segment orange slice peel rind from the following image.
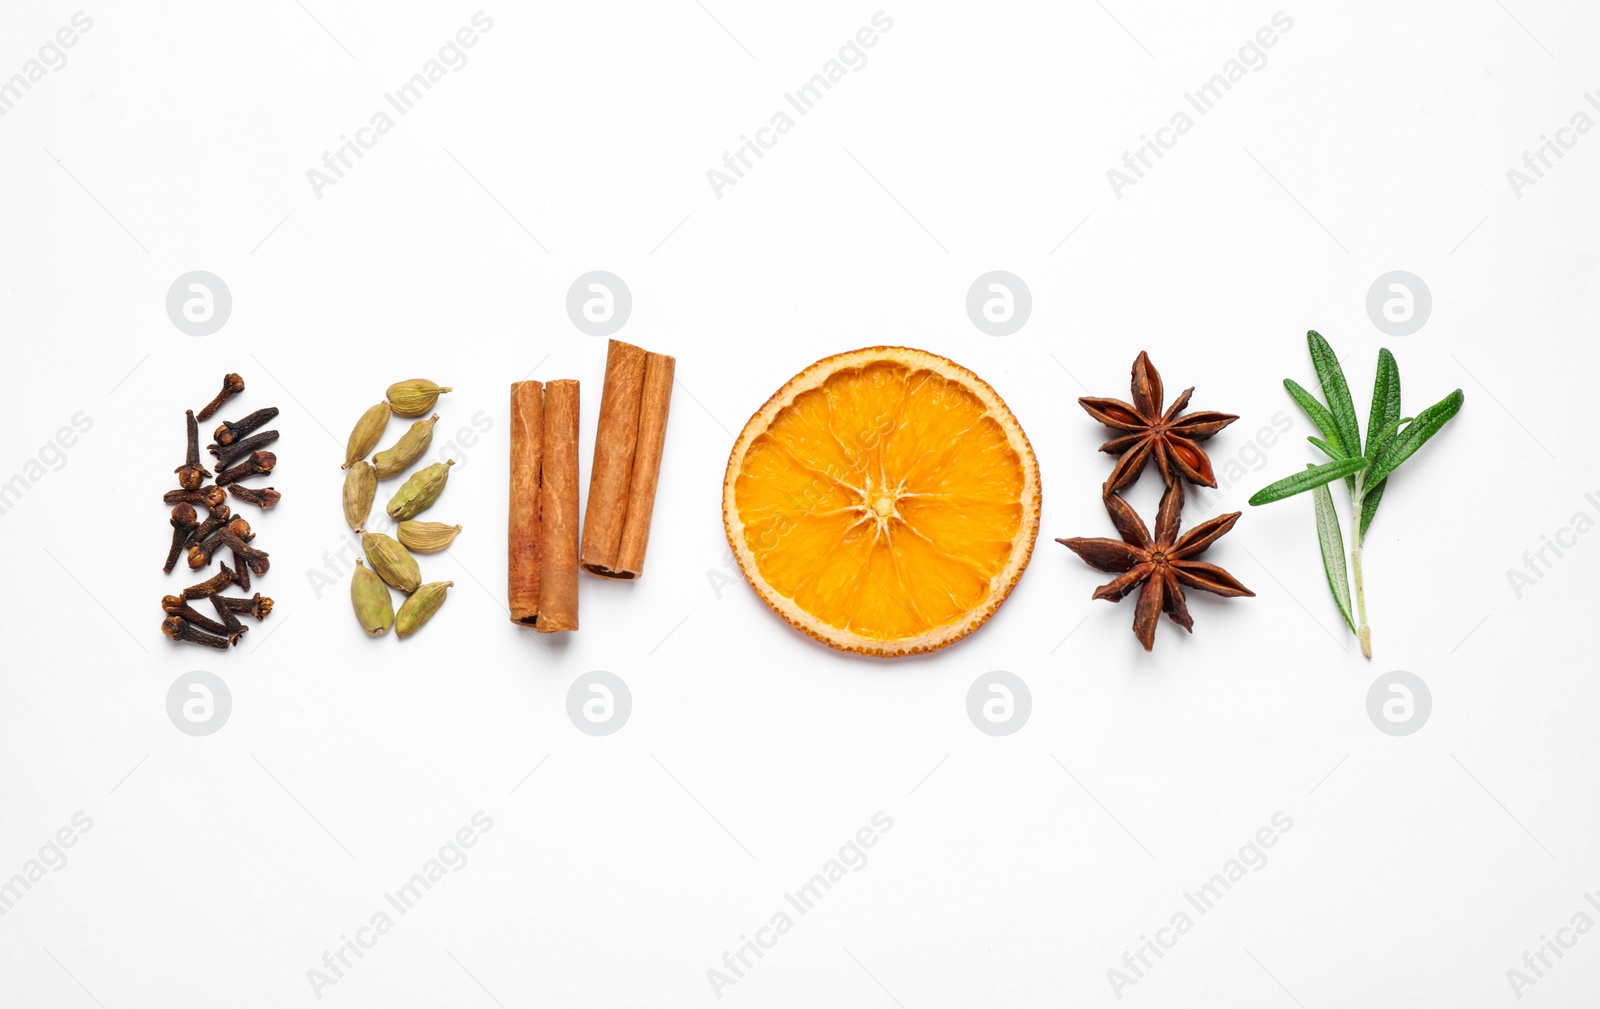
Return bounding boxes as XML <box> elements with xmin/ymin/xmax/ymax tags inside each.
<box><xmin>722</xmin><ymin>346</ymin><xmax>1041</xmax><ymax>656</ymax></box>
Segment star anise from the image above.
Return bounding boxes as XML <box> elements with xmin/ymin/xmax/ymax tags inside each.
<box><xmin>1057</xmin><ymin>481</ymin><xmax>1253</xmax><ymax>650</ymax></box>
<box><xmin>1080</xmin><ymin>351</ymin><xmax>1238</xmax><ymax>494</ymax></box>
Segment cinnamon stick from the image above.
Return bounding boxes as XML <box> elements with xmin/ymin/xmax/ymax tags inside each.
<box><xmin>581</xmin><ymin>341</ymin><xmax>646</xmax><ymax>572</ymax></box>
<box><xmin>507</xmin><ymin>381</ymin><xmax>543</xmax><ymax>625</ymax></box>
<box><xmin>538</xmin><ymin>380</ymin><xmax>580</xmax><ymax>631</ymax></box>
<box><xmin>617</xmin><ymin>352</ymin><xmax>674</xmax><ymax>576</ymax></box>
<box><xmin>581</xmin><ymin>340</ymin><xmax>674</xmax><ymax>579</ymax></box>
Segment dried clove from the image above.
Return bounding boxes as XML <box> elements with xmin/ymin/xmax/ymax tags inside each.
<box><xmin>196</xmin><ymin>373</ymin><xmax>245</xmax><ymax>423</ymax></box>
<box><xmin>215</xmin><ymin>593</ymin><xmax>273</xmax><ymax>620</ymax></box>
<box><xmin>211</xmin><ymin>429</ymin><xmax>279</xmax><ymax>471</ymax></box>
<box><xmin>164</xmin><ymin>486</ymin><xmax>227</xmax><ymax>508</ymax></box>
<box><xmin>161</xmin><ymin>595</ymin><xmax>231</xmax><ymax>636</ymax></box>
<box><xmin>213</xmin><ymin>407</ymin><xmax>278</xmax><ymax>447</ymax></box>
<box><xmin>208</xmin><ymin>595</ymin><xmax>247</xmax><ymax>645</ymax></box>
<box><xmin>162</xmin><ymin>614</ymin><xmax>230</xmax><ymax>649</ymax></box>
<box><xmin>227</xmin><ymin>484</ymin><xmax>280</xmax><ymax>509</ymax></box>
<box><xmin>191</xmin><ymin>520</ymin><xmax>258</xmax><ymax>579</ymax></box>
<box><xmin>163</xmin><ymin>380</ymin><xmax>283</xmax><ymax>647</ymax></box>
<box><xmin>185</xmin><ymin>504</ymin><xmax>232</xmax><ymax>551</ymax></box>
<box><xmin>215</xmin><ymin>451</ymin><xmax>275</xmax><ymax>487</ymax></box>
<box><xmin>165</xmin><ymin>504</ymin><xmax>198</xmax><ymax>574</ymax></box>
<box><xmin>175</xmin><ymin>410</ymin><xmax>208</xmax><ymax>491</ymax></box>
<box><xmin>193</xmin><ymin>523</ymin><xmax>260</xmax><ymax>558</ymax></box>
<box><xmin>180</xmin><ymin>563</ymin><xmax>237</xmax><ymax>600</ymax></box>
<box><xmin>163</xmin><ymin>381</ymin><xmax>283</xmax><ymax>645</ymax></box>
<box><xmin>218</xmin><ymin>530</ymin><xmax>269</xmax><ymax>574</ymax></box>
<box><xmin>191</xmin><ymin>524</ymin><xmax>251</xmax><ymax>595</ymax></box>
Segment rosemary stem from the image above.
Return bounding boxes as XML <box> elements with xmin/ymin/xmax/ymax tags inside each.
<box><xmin>1350</xmin><ymin>481</ymin><xmax>1371</xmax><ymax>659</ymax></box>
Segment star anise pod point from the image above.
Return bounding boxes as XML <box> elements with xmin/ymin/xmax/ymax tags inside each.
<box><xmin>1057</xmin><ymin>481</ymin><xmax>1253</xmax><ymax>651</ymax></box>
<box><xmin>1079</xmin><ymin>350</ymin><xmax>1239</xmax><ymax>495</ymax></box>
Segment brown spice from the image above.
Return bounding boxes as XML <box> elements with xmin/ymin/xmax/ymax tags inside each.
<box><xmin>162</xmin><ymin>614</ymin><xmax>230</xmax><ymax>649</ymax></box>
<box><xmin>164</xmin><ymin>486</ymin><xmax>226</xmax><ymax>507</ymax></box>
<box><xmin>185</xmin><ymin>505</ymin><xmax>231</xmax><ymax>550</ymax></box>
<box><xmin>211</xmin><ymin>429</ymin><xmax>279</xmax><ymax>471</ymax></box>
<box><xmin>213</xmin><ymin>407</ymin><xmax>277</xmax><ymax>447</ymax></box>
<box><xmin>215</xmin><ymin>593</ymin><xmax>273</xmax><ymax>619</ymax></box>
<box><xmin>208</xmin><ymin>595</ymin><xmax>247</xmax><ymax>645</ymax></box>
<box><xmin>580</xmin><ymin>339</ymin><xmax>674</xmax><ymax>579</ymax></box>
<box><xmin>507</xmin><ymin>380</ymin><xmax>581</xmax><ymax>631</ymax></box>
<box><xmin>1057</xmin><ymin>482</ymin><xmax>1252</xmax><ymax>650</ymax></box>
<box><xmin>196</xmin><ymin>373</ymin><xmax>245</xmax><ymax>422</ymax></box>
<box><xmin>507</xmin><ymin>380</ymin><xmax>544</xmax><ymax>625</ymax></box>
<box><xmin>180</xmin><ymin>563</ymin><xmax>237</xmax><ymax>601</ymax></box>
<box><xmin>215</xmin><ymin>451</ymin><xmax>275</xmax><ymax>487</ymax></box>
<box><xmin>163</xmin><ymin>381</ymin><xmax>280</xmax><ymax>647</ymax></box>
<box><xmin>175</xmin><ymin>410</ymin><xmax>208</xmax><ymax>491</ymax></box>
<box><xmin>227</xmin><ymin>484</ymin><xmax>280</xmax><ymax>509</ymax></box>
<box><xmin>1079</xmin><ymin>351</ymin><xmax>1238</xmax><ymax>495</ymax></box>
<box><xmin>161</xmin><ymin>595</ymin><xmax>231</xmax><ymax>637</ymax></box>
<box><xmin>165</xmin><ymin>504</ymin><xmax>198</xmax><ymax>574</ymax></box>
<box><xmin>538</xmin><ymin>380</ymin><xmax>581</xmax><ymax>631</ymax></box>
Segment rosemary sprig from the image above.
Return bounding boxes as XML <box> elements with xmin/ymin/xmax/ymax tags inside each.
<box><xmin>1249</xmin><ymin>331</ymin><xmax>1463</xmax><ymax>658</ymax></box>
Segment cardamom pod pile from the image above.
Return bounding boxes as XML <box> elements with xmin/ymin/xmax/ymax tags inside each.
<box><xmin>158</xmin><ymin>373</ymin><xmax>280</xmax><ymax>649</ymax></box>
<box><xmin>342</xmin><ymin>379</ymin><xmax>460</xmax><ymax>639</ymax></box>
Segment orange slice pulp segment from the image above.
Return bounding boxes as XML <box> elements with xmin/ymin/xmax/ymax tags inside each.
<box><xmin>723</xmin><ymin>347</ymin><xmax>1040</xmax><ymax>656</ymax></box>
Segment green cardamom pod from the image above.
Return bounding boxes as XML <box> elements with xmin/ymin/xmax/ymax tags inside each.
<box><xmin>343</xmin><ymin>402</ymin><xmax>389</xmax><ymax>469</ymax></box>
<box><xmin>397</xmin><ymin>520</ymin><xmax>462</xmax><ymax>553</ymax></box>
<box><xmin>361</xmin><ymin>529</ymin><xmax>421</xmax><ymax>593</ymax></box>
<box><xmin>386</xmin><ymin>459</ymin><xmax>454</xmax><ymax>520</ymax></box>
<box><xmin>342</xmin><ymin>461</ymin><xmax>376</xmax><ymax>530</ymax></box>
<box><xmin>396</xmin><ymin>580</ymin><xmax>454</xmax><ymax>638</ymax></box>
<box><xmin>387</xmin><ymin>379</ymin><xmax>452</xmax><ymax>417</ymax></box>
<box><xmin>373</xmin><ymin>414</ymin><xmax>440</xmax><ymax>479</ymax></box>
<box><xmin>350</xmin><ymin>558</ymin><xmax>394</xmax><ymax>635</ymax></box>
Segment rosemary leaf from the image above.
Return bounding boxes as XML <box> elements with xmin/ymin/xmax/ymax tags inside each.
<box><xmin>1284</xmin><ymin>379</ymin><xmax>1347</xmax><ymax>456</ymax></box>
<box><xmin>1360</xmin><ymin>349</ymin><xmax>1403</xmax><ymax>533</ymax></box>
<box><xmin>1313</xmin><ymin>479</ymin><xmax>1356</xmax><ymax>633</ymax></box>
<box><xmin>1307</xmin><ymin>331</ymin><xmax>1363</xmax><ymax>466</ymax></box>
<box><xmin>1249</xmin><ymin>456</ymin><xmax>1369</xmax><ymax>506</ymax></box>
<box><xmin>1367</xmin><ymin>389</ymin><xmax>1465</xmax><ymax>487</ymax></box>
<box><xmin>1365</xmin><ymin>349</ymin><xmax>1403</xmax><ymax>462</ymax></box>
<box><xmin>1307</xmin><ymin>435</ymin><xmax>1344</xmax><ymax>461</ymax></box>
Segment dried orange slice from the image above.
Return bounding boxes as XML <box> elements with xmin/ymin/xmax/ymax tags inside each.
<box><xmin>722</xmin><ymin>347</ymin><xmax>1041</xmax><ymax>656</ymax></box>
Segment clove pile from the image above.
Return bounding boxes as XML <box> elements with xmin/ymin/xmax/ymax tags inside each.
<box><xmin>159</xmin><ymin>373</ymin><xmax>281</xmax><ymax>649</ymax></box>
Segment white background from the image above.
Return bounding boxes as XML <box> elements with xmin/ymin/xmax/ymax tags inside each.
<box><xmin>1</xmin><ymin>1</ymin><xmax>1597</xmax><ymax>1006</ymax></box>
